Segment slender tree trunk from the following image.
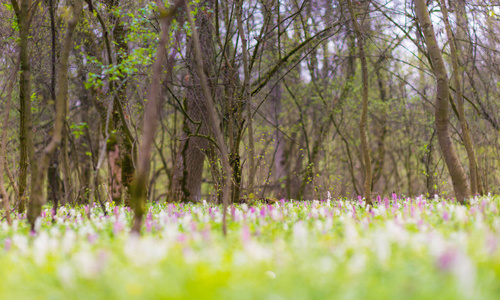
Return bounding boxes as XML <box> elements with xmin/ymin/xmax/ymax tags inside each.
<box><xmin>184</xmin><ymin>0</ymin><xmax>233</xmax><ymax>235</ymax></box>
<box><xmin>441</xmin><ymin>0</ymin><xmax>479</xmax><ymax>196</ymax></box>
<box><xmin>131</xmin><ymin>0</ymin><xmax>184</xmax><ymax>234</ymax></box>
<box><xmin>440</xmin><ymin>0</ymin><xmax>478</xmax><ymax>196</ymax></box>
<box><xmin>346</xmin><ymin>0</ymin><xmax>373</xmax><ymax>206</ymax></box>
<box><xmin>237</xmin><ymin>0</ymin><xmax>255</xmax><ymax>199</ymax></box>
<box><xmin>106</xmin><ymin>0</ymin><xmax>135</xmax><ymax>206</ymax></box>
<box><xmin>170</xmin><ymin>0</ymin><xmax>214</xmax><ymax>203</ymax></box>
<box><xmin>414</xmin><ymin>0</ymin><xmax>470</xmax><ymax>203</ymax></box>
<box><xmin>47</xmin><ymin>0</ymin><xmax>61</xmax><ymax>208</ymax></box>
<box><xmin>0</xmin><ymin>56</ymin><xmax>20</xmax><ymax>226</ymax></box>
<box><xmin>12</xmin><ymin>0</ymin><xmax>35</xmax><ymax>214</ymax></box>
<box><xmin>28</xmin><ymin>0</ymin><xmax>83</xmax><ymax>230</ymax></box>
<box><xmin>372</xmin><ymin>67</ymin><xmax>388</xmax><ymax>189</ymax></box>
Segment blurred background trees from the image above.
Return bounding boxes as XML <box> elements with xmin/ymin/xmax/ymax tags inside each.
<box><xmin>1</xmin><ymin>0</ymin><xmax>499</xmax><ymax>218</ymax></box>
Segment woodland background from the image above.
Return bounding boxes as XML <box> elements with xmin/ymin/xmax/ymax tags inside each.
<box><xmin>0</xmin><ymin>0</ymin><xmax>499</xmax><ymax>228</ymax></box>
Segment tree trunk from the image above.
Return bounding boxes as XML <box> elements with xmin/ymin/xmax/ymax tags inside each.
<box><xmin>28</xmin><ymin>0</ymin><xmax>82</xmax><ymax>230</ymax></box>
<box><xmin>414</xmin><ymin>0</ymin><xmax>470</xmax><ymax>204</ymax></box>
<box><xmin>346</xmin><ymin>0</ymin><xmax>373</xmax><ymax>206</ymax></box>
<box><xmin>236</xmin><ymin>0</ymin><xmax>255</xmax><ymax>199</ymax></box>
<box><xmin>170</xmin><ymin>0</ymin><xmax>214</xmax><ymax>203</ymax></box>
<box><xmin>107</xmin><ymin>0</ymin><xmax>135</xmax><ymax>206</ymax></box>
<box><xmin>131</xmin><ymin>0</ymin><xmax>183</xmax><ymax>234</ymax></box>
<box><xmin>442</xmin><ymin>0</ymin><xmax>479</xmax><ymax>196</ymax></box>
<box><xmin>184</xmin><ymin>0</ymin><xmax>233</xmax><ymax>235</ymax></box>
<box><xmin>0</xmin><ymin>56</ymin><xmax>20</xmax><ymax>225</ymax></box>
<box><xmin>47</xmin><ymin>0</ymin><xmax>61</xmax><ymax>208</ymax></box>
<box><xmin>12</xmin><ymin>0</ymin><xmax>35</xmax><ymax>214</ymax></box>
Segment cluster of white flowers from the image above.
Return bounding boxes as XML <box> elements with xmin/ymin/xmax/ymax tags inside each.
<box><xmin>0</xmin><ymin>195</ymin><xmax>499</xmax><ymax>298</ymax></box>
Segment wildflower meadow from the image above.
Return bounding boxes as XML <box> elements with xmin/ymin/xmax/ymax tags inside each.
<box><xmin>1</xmin><ymin>194</ymin><xmax>499</xmax><ymax>299</ymax></box>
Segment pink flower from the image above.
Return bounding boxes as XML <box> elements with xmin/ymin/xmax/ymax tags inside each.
<box><xmin>113</xmin><ymin>220</ymin><xmax>124</xmax><ymax>234</ymax></box>
<box><xmin>88</xmin><ymin>233</ymin><xmax>98</xmax><ymax>244</ymax></box>
<box><xmin>260</xmin><ymin>207</ymin><xmax>266</xmax><ymax>218</ymax></box>
<box><xmin>436</xmin><ymin>249</ymin><xmax>457</xmax><ymax>272</ymax></box>
<box><xmin>178</xmin><ymin>234</ymin><xmax>186</xmax><ymax>243</ymax></box>
<box><xmin>4</xmin><ymin>238</ymin><xmax>11</xmax><ymax>251</ymax></box>
<box><xmin>241</xmin><ymin>226</ymin><xmax>251</xmax><ymax>244</ymax></box>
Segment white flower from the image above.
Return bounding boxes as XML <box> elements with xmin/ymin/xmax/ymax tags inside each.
<box><xmin>244</xmin><ymin>241</ymin><xmax>272</xmax><ymax>261</ymax></box>
<box><xmin>292</xmin><ymin>221</ymin><xmax>308</xmax><ymax>246</ymax></box>
<box><xmin>348</xmin><ymin>253</ymin><xmax>367</xmax><ymax>274</ymax></box>
<box><xmin>11</xmin><ymin>234</ymin><xmax>28</xmax><ymax>255</ymax></box>
<box><xmin>62</xmin><ymin>230</ymin><xmax>76</xmax><ymax>254</ymax></box>
<box><xmin>57</xmin><ymin>263</ymin><xmax>75</xmax><ymax>288</ymax></box>
<box><xmin>33</xmin><ymin>232</ymin><xmax>51</xmax><ymax>265</ymax></box>
<box><xmin>373</xmin><ymin>230</ymin><xmax>390</xmax><ymax>264</ymax></box>
<box><xmin>317</xmin><ymin>257</ymin><xmax>335</xmax><ymax>273</ymax></box>
<box><xmin>34</xmin><ymin>217</ymin><xmax>42</xmax><ymax>232</ymax></box>
<box><xmin>74</xmin><ymin>251</ymin><xmax>98</xmax><ymax>278</ymax></box>
<box><xmin>265</xmin><ymin>271</ymin><xmax>276</xmax><ymax>279</ymax></box>
<box><xmin>124</xmin><ymin>236</ymin><xmax>169</xmax><ymax>266</ymax></box>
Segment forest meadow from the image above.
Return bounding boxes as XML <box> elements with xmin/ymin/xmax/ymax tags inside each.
<box><xmin>0</xmin><ymin>0</ymin><xmax>500</xmax><ymax>298</ymax></box>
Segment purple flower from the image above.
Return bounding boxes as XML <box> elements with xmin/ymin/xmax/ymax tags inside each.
<box><xmin>443</xmin><ymin>211</ymin><xmax>450</xmax><ymax>221</ymax></box>
<box><xmin>178</xmin><ymin>234</ymin><xmax>186</xmax><ymax>243</ymax></box>
<box><xmin>113</xmin><ymin>220</ymin><xmax>124</xmax><ymax>234</ymax></box>
<box><xmin>202</xmin><ymin>228</ymin><xmax>211</xmax><ymax>242</ymax></box>
<box><xmin>231</xmin><ymin>206</ymin><xmax>236</xmax><ymax>220</ymax></box>
<box><xmin>436</xmin><ymin>249</ymin><xmax>457</xmax><ymax>272</ymax></box>
<box><xmin>260</xmin><ymin>207</ymin><xmax>266</xmax><ymax>218</ymax></box>
<box><xmin>88</xmin><ymin>233</ymin><xmax>98</xmax><ymax>244</ymax></box>
<box><xmin>4</xmin><ymin>238</ymin><xmax>11</xmax><ymax>251</ymax></box>
<box><xmin>241</xmin><ymin>226</ymin><xmax>251</xmax><ymax>244</ymax></box>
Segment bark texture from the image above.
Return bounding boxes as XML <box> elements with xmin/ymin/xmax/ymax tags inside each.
<box><xmin>28</xmin><ymin>0</ymin><xmax>83</xmax><ymax>230</ymax></box>
<box><xmin>440</xmin><ymin>0</ymin><xmax>478</xmax><ymax>196</ymax></box>
<box><xmin>170</xmin><ymin>0</ymin><xmax>214</xmax><ymax>203</ymax></box>
<box><xmin>346</xmin><ymin>0</ymin><xmax>373</xmax><ymax>206</ymax></box>
<box><xmin>414</xmin><ymin>0</ymin><xmax>470</xmax><ymax>203</ymax></box>
<box><xmin>131</xmin><ymin>0</ymin><xmax>184</xmax><ymax>234</ymax></box>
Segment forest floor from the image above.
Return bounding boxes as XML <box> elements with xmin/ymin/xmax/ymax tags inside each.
<box><xmin>1</xmin><ymin>195</ymin><xmax>500</xmax><ymax>299</ymax></box>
